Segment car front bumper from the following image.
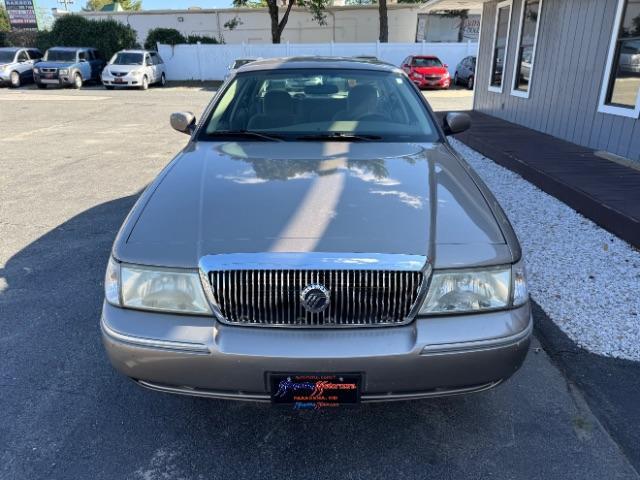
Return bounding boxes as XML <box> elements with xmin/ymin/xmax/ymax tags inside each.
<box><xmin>34</xmin><ymin>74</ymin><xmax>75</xmax><ymax>86</ymax></box>
<box><xmin>102</xmin><ymin>74</ymin><xmax>141</xmax><ymax>87</ymax></box>
<box><xmin>101</xmin><ymin>301</ymin><xmax>532</xmax><ymax>402</ymax></box>
<box><xmin>412</xmin><ymin>77</ymin><xmax>451</xmax><ymax>89</ymax></box>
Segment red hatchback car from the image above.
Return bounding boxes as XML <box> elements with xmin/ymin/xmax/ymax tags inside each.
<box><xmin>401</xmin><ymin>55</ymin><xmax>451</xmax><ymax>90</ymax></box>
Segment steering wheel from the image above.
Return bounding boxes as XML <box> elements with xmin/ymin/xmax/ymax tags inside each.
<box><xmin>356</xmin><ymin>113</ymin><xmax>387</xmax><ymax>122</ymax></box>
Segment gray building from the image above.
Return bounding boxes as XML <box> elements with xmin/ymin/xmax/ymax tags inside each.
<box><xmin>427</xmin><ymin>0</ymin><xmax>640</xmax><ymax>161</ymax></box>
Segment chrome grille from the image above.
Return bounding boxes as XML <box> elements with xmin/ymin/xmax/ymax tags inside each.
<box><xmin>208</xmin><ymin>269</ymin><xmax>424</xmax><ymax>327</ymax></box>
<box><xmin>41</xmin><ymin>67</ymin><xmax>57</xmax><ymax>73</ymax></box>
<box><xmin>111</xmin><ymin>71</ymin><xmax>127</xmax><ymax>77</ymax></box>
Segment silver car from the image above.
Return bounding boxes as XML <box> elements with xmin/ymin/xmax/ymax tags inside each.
<box><xmin>102</xmin><ymin>58</ymin><xmax>531</xmax><ymax>406</ymax></box>
<box><xmin>101</xmin><ymin>49</ymin><xmax>166</xmax><ymax>90</ymax></box>
<box><xmin>0</xmin><ymin>47</ymin><xmax>43</xmax><ymax>88</ymax></box>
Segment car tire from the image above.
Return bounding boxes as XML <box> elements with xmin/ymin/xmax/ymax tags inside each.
<box><xmin>140</xmin><ymin>75</ymin><xmax>149</xmax><ymax>90</ymax></box>
<box><xmin>9</xmin><ymin>71</ymin><xmax>21</xmax><ymax>88</ymax></box>
<box><xmin>467</xmin><ymin>75</ymin><xmax>474</xmax><ymax>90</ymax></box>
<box><xmin>453</xmin><ymin>72</ymin><xmax>458</xmax><ymax>86</ymax></box>
<box><xmin>36</xmin><ymin>83</ymin><xmax>47</xmax><ymax>89</ymax></box>
<box><xmin>73</xmin><ymin>72</ymin><xmax>83</xmax><ymax>89</ymax></box>
<box><xmin>160</xmin><ymin>73</ymin><xmax>166</xmax><ymax>87</ymax></box>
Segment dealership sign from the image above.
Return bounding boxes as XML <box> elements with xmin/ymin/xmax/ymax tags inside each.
<box><xmin>5</xmin><ymin>0</ymin><xmax>40</xmax><ymax>30</ymax></box>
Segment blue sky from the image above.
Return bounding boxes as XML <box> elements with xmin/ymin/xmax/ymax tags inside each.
<box><xmin>38</xmin><ymin>0</ymin><xmax>233</xmax><ymax>13</ymax></box>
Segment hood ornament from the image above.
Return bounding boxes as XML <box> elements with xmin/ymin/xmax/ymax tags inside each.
<box><xmin>300</xmin><ymin>283</ymin><xmax>330</xmax><ymax>314</ymax></box>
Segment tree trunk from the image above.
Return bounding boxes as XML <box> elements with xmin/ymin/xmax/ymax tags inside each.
<box><xmin>457</xmin><ymin>11</ymin><xmax>468</xmax><ymax>42</ymax></box>
<box><xmin>378</xmin><ymin>0</ymin><xmax>388</xmax><ymax>43</ymax></box>
<box><xmin>277</xmin><ymin>0</ymin><xmax>296</xmax><ymax>43</ymax></box>
<box><xmin>267</xmin><ymin>0</ymin><xmax>281</xmax><ymax>43</ymax></box>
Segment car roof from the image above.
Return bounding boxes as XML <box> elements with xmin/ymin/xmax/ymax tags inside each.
<box><xmin>237</xmin><ymin>56</ymin><xmax>400</xmax><ymax>73</ymax></box>
<box><xmin>413</xmin><ymin>55</ymin><xmax>441</xmax><ymax>59</ymax></box>
<box><xmin>0</xmin><ymin>47</ymin><xmax>21</xmax><ymax>52</ymax></box>
<box><xmin>116</xmin><ymin>49</ymin><xmax>151</xmax><ymax>54</ymax></box>
<box><xmin>47</xmin><ymin>47</ymin><xmax>93</xmax><ymax>51</ymax></box>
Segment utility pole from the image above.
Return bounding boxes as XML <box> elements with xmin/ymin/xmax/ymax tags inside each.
<box><xmin>58</xmin><ymin>0</ymin><xmax>74</xmax><ymax>11</ymax></box>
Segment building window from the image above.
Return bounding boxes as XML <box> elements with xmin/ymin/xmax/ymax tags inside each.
<box><xmin>599</xmin><ymin>0</ymin><xmax>640</xmax><ymax>117</ymax></box>
<box><xmin>512</xmin><ymin>0</ymin><xmax>542</xmax><ymax>97</ymax></box>
<box><xmin>489</xmin><ymin>1</ymin><xmax>513</xmax><ymax>92</ymax></box>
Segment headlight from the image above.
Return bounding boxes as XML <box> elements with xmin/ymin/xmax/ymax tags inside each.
<box><xmin>59</xmin><ymin>69</ymin><xmax>69</xmax><ymax>75</ymax></box>
<box><xmin>33</xmin><ymin>67</ymin><xmax>39</xmax><ymax>73</ymax></box>
<box><xmin>420</xmin><ymin>265</ymin><xmax>513</xmax><ymax>314</ymax></box>
<box><xmin>131</xmin><ymin>69</ymin><xmax>143</xmax><ymax>76</ymax></box>
<box><xmin>104</xmin><ymin>258</ymin><xmax>211</xmax><ymax>315</ymax></box>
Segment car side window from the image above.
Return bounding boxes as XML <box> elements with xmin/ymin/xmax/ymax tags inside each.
<box><xmin>17</xmin><ymin>50</ymin><xmax>29</xmax><ymax>62</ymax></box>
<box><xmin>28</xmin><ymin>49</ymin><xmax>42</xmax><ymax>60</ymax></box>
<box><xmin>151</xmin><ymin>52</ymin><xmax>163</xmax><ymax>65</ymax></box>
<box><xmin>145</xmin><ymin>54</ymin><xmax>152</xmax><ymax>66</ymax></box>
<box><xmin>78</xmin><ymin>51</ymin><xmax>87</xmax><ymax>62</ymax></box>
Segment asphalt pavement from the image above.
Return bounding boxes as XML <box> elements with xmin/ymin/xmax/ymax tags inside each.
<box><xmin>0</xmin><ymin>85</ymin><xmax>638</xmax><ymax>479</ymax></box>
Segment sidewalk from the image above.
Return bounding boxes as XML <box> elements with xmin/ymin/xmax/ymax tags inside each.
<box><xmin>447</xmin><ymin>111</ymin><xmax>640</xmax><ymax>249</ymax></box>
<box><xmin>447</xmin><ymin>109</ymin><xmax>640</xmax><ymax>474</ymax></box>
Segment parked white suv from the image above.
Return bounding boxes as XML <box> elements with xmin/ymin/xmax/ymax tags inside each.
<box><xmin>101</xmin><ymin>50</ymin><xmax>166</xmax><ymax>90</ymax></box>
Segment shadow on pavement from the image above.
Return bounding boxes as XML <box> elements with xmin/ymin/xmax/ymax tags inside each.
<box><xmin>0</xmin><ymin>196</ymin><xmax>637</xmax><ymax>480</ymax></box>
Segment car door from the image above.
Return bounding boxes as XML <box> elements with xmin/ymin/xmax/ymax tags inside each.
<box><xmin>144</xmin><ymin>53</ymin><xmax>155</xmax><ymax>82</ymax></box>
<box><xmin>152</xmin><ymin>52</ymin><xmax>165</xmax><ymax>80</ymax></box>
<box><xmin>15</xmin><ymin>50</ymin><xmax>31</xmax><ymax>80</ymax></box>
<box><xmin>91</xmin><ymin>50</ymin><xmax>105</xmax><ymax>80</ymax></box>
<box><xmin>77</xmin><ymin>50</ymin><xmax>91</xmax><ymax>80</ymax></box>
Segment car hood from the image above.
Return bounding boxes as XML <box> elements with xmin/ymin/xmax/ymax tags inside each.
<box><xmin>115</xmin><ymin>141</ymin><xmax>511</xmax><ymax>269</ymax></box>
<box><xmin>37</xmin><ymin>61</ymin><xmax>74</xmax><ymax>68</ymax></box>
<box><xmin>107</xmin><ymin>64</ymin><xmax>144</xmax><ymax>73</ymax></box>
<box><xmin>414</xmin><ymin>66</ymin><xmax>449</xmax><ymax>75</ymax></box>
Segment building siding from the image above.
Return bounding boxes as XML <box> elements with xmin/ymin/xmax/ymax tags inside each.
<box><xmin>474</xmin><ymin>0</ymin><xmax>640</xmax><ymax>162</ymax></box>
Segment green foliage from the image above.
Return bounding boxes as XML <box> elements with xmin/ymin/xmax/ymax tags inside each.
<box><xmin>83</xmin><ymin>0</ymin><xmax>142</xmax><ymax>11</ymax></box>
<box><xmin>144</xmin><ymin>27</ymin><xmax>185</xmax><ymax>50</ymax></box>
<box><xmin>0</xmin><ymin>4</ymin><xmax>10</xmax><ymax>32</ymax></box>
<box><xmin>186</xmin><ymin>34</ymin><xmax>222</xmax><ymax>44</ymax></box>
<box><xmin>144</xmin><ymin>29</ymin><xmax>224</xmax><ymax>49</ymax></box>
<box><xmin>233</xmin><ymin>0</ymin><xmax>330</xmax><ymax>43</ymax></box>
<box><xmin>36</xmin><ymin>14</ymin><xmax>137</xmax><ymax>60</ymax></box>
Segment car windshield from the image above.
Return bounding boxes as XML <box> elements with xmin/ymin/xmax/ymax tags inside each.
<box><xmin>111</xmin><ymin>52</ymin><xmax>144</xmax><ymax>65</ymax></box>
<box><xmin>201</xmin><ymin>68</ymin><xmax>439</xmax><ymax>142</ymax></box>
<box><xmin>0</xmin><ymin>50</ymin><xmax>16</xmax><ymax>63</ymax></box>
<box><xmin>232</xmin><ymin>59</ymin><xmax>255</xmax><ymax>69</ymax></box>
<box><xmin>44</xmin><ymin>50</ymin><xmax>77</xmax><ymax>62</ymax></box>
<box><xmin>413</xmin><ymin>58</ymin><xmax>442</xmax><ymax>67</ymax></box>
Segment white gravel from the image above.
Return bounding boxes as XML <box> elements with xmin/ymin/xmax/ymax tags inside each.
<box><xmin>450</xmin><ymin>138</ymin><xmax>640</xmax><ymax>361</ymax></box>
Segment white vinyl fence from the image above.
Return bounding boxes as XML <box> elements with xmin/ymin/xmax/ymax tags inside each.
<box><xmin>158</xmin><ymin>41</ymin><xmax>478</xmax><ymax>81</ymax></box>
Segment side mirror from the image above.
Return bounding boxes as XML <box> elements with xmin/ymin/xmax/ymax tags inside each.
<box><xmin>443</xmin><ymin>112</ymin><xmax>471</xmax><ymax>136</ymax></box>
<box><xmin>170</xmin><ymin>111</ymin><xmax>196</xmax><ymax>135</ymax></box>
<box><xmin>444</xmin><ymin>64</ymin><xmax>448</xmax><ymax>68</ymax></box>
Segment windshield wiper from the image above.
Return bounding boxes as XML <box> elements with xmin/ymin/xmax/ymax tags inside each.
<box><xmin>296</xmin><ymin>133</ymin><xmax>382</xmax><ymax>142</ymax></box>
<box><xmin>206</xmin><ymin>130</ymin><xmax>284</xmax><ymax>141</ymax></box>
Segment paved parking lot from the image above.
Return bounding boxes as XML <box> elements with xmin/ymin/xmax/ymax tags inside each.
<box><xmin>0</xmin><ymin>86</ymin><xmax>637</xmax><ymax>480</ymax></box>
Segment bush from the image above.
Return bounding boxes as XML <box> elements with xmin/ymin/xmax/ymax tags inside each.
<box><xmin>144</xmin><ymin>28</ymin><xmax>185</xmax><ymax>50</ymax></box>
<box><xmin>0</xmin><ymin>30</ymin><xmax>39</xmax><ymax>48</ymax></box>
<box><xmin>186</xmin><ymin>34</ymin><xmax>222</xmax><ymax>44</ymax></box>
<box><xmin>36</xmin><ymin>14</ymin><xmax>137</xmax><ymax>60</ymax></box>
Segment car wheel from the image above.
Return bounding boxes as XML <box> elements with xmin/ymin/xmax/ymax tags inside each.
<box><xmin>160</xmin><ymin>73</ymin><xmax>166</xmax><ymax>87</ymax></box>
<box><xmin>140</xmin><ymin>75</ymin><xmax>149</xmax><ymax>90</ymax></box>
<box><xmin>467</xmin><ymin>76</ymin><xmax>474</xmax><ymax>90</ymax></box>
<box><xmin>9</xmin><ymin>71</ymin><xmax>21</xmax><ymax>88</ymax></box>
<box><xmin>73</xmin><ymin>72</ymin><xmax>83</xmax><ymax>89</ymax></box>
<box><xmin>36</xmin><ymin>83</ymin><xmax>47</xmax><ymax>89</ymax></box>
<box><xmin>453</xmin><ymin>73</ymin><xmax>459</xmax><ymax>86</ymax></box>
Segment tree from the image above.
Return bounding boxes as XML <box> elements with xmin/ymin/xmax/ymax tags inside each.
<box><xmin>232</xmin><ymin>0</ymin><xmax>330</xmax><ymax>44</ymax></box>
<box><xmin>378</xmin><ymin>0</ymin><xmax>388</xmax><ymax>42</ymax></box>
<box><xmin>83</xmin><ymin>0</ymin><xmax>142</xmax><ymax>12</ymax></box>
<box><xmin>1</xmin><ymin>4</ymin><xmax>10</xmax><ymax>32</ymax></box>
